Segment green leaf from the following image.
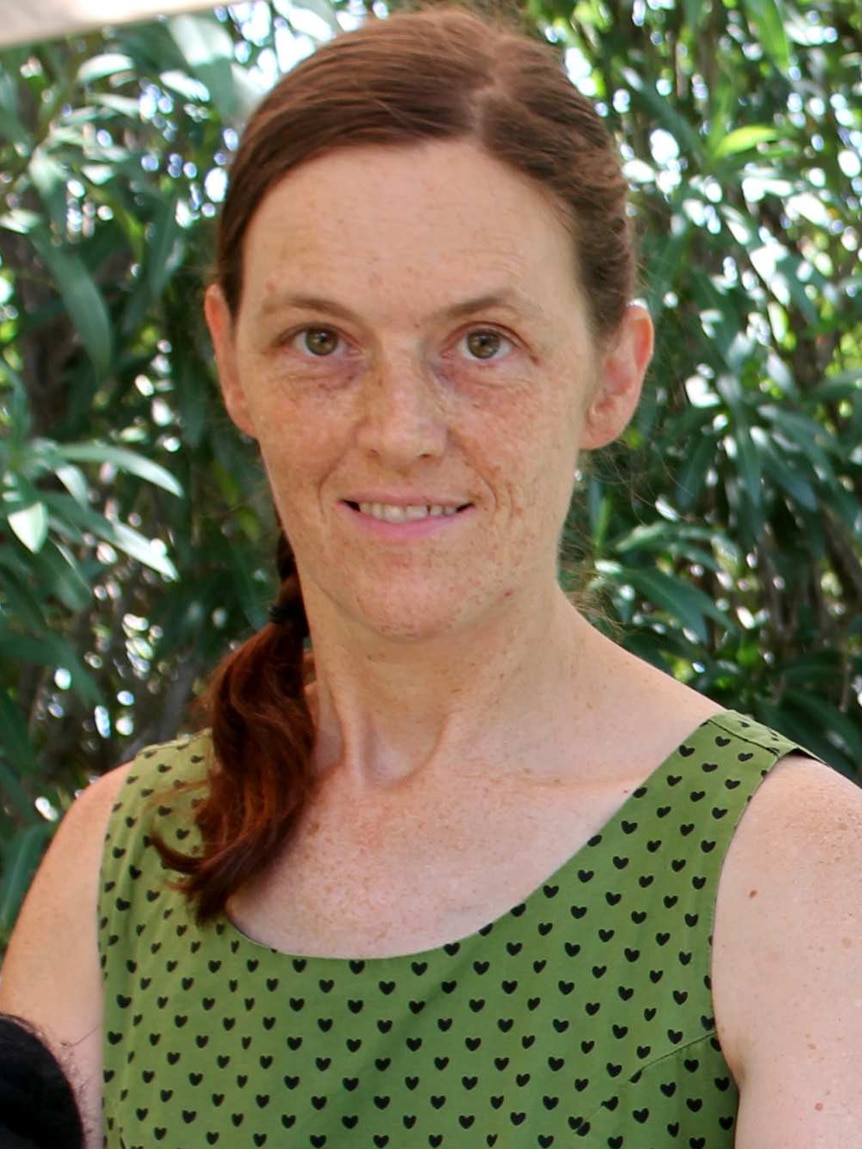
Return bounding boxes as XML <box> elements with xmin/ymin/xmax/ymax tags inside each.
<box><xmin>0</xmin><ymin>69</ymin><xmax>29</xmax><ymax>151</ymax></box>
<box><xmin>0</xmin><ymin>694</ymin><xmax>39</xmax><ymax>778</ymax></box>
<box><xmin>622</xmin><ymin>567</ymin><xmax>731</xmax><ymax>644</ymax></box>
<box><xmin>28</xmin><ymin>232</ymin><xmax>113</xmax><ymax>377</ymax></box>
<box><xmin>740</xmin><ymin>0</ymin><xmax>792</xmax><ymax>75</ymax></box>
<box><xmin>763</xmin><ymin>407</ymin><xmax>835</xmax><ymax>473</ymax></box>
<box><xmin>147</xmin><ymin>190</ymin><xmax>185</xmax><ymax>298</ymax></box>
<box><xmin>172</xmin><ymin>343</ymin><xmax>211</xmax><ymax>449</ymax></box>
<box><xmin>615</xmin><ymin>524</ymin><xmax>721</xmax><ymax>572</ymax></box>
<box><xmin>158</xmin><ymin>70</ymin><xmax>209</xmax><ymax>103</ymax></box>
<box><xmin>0</xmin><ymin>209</ymin><xmax>43</xmax><ymax>235</ymax></box>
<box><xmin>229</xmin><ymin>545</ymin><xmax>267</xmax><ymax>630</ymax></box>
<box><xmin>92</xmin><ymin>94</ymin><xmax>143</xmax><ymax>119</ymax></box>
<box><xmin>27</xmin><ymin>150</ymin><xmax>68</xmax><ymax>233</ymax></box>
<box><xmin>760</xmin><ymin>449</ymin><xmax>818</xmax><ymax>511</ymax></box>
<box><xmin>619</xmin><ymin>67</ymin><xmax>703</xmax><ymax>160</ymax></box>
<box><xmin>77</xmin><ymin>53</ymin><xmax>136</xmax><ymax>85</ymax></box>
<box><xmin>283</xmin><ymin>0</ymin><xmax>342</xmax><ymax>35</ymax></box>
<box><xmin>53</xmin><ymin>462</ymin><xmax>90</xmax><ymax>507</ymax></box>
<box><xmin>59</xmin><ymin>443</ymin><xmax>183</xmax><ymax>497</ymax></box>
<box><xmin>0</xmin><ymin>765</ymin><xmax>37</xmax><ymax>832</ymax></box>
<box><xmin>41</xmin><ymin>493</ymin><xmax>178</xmax><ymax>580</ymax></box>
<box><xmin>109</xmin><ymin>522</ymin><xmax>178</xmax><ymax>579</ymax></box>
<box><xmin>770</xmin><ymin>691</ymin><xmax>862</xmax><ymax>774</ymax></box>
<box><xmin>587</xmin><ymin>477</ymin><xmax>613</xmax><ymax>552</ymax></box>
<box><xmin>712</xmin><ymin>125</ymin><xmax>781</xmax><ymax>160</ymax></box>
<box><xmin>169</xmin><ymin>14</ymin><xmax>237</xmax><ymax>120</ymax></box>
<box><xmin>0</xmin><ymin>633</ymin><xmax>100</xmax><ymax>703</ymax></box>
<box><xmin>7</xmin><ymin>502</ymin><xmax>49</xmax><ymax>553</ymax></box>
<box><xmin>644</xmin><ymin>228</ymin><xmax>690</xmax><ymax>321</ymax></box>
<box><xmin>674</xmin><ymin>433</ymin><xmax>718</xmax><ymax>511</ymax></box>
<box><xmin>0</xmin><ymin>564</ymin><xmax>47</xmax><ymax>630</ymax></box>
<box><xmin>0</xmin><ymin>822</ymin><xmax>53</xmax><ymax>938</ymax></box>
<box><xmin>30</xmin><ymin>540</ymin><xmax>93</xmax><ymax>612</ymax></box>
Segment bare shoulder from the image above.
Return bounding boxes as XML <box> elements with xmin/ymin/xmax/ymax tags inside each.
<box><xmin>0</xmin><ymin>762</ymin><xmax>132</xmax><ymax>1008</ymax></box>
<box><xmin>713</xmin><ymin>754</ymin><xmax>862</xmax><ymax>1148</ymax></box>
<box><xmin>720</xmin><ymin>752</ymin><xmax>862</xmax><ymax>881</ymax></box>
<box><xmin>0</xmin><ymin>763</ymin><xmax>134</xmax><ymax>1148</ymax></box>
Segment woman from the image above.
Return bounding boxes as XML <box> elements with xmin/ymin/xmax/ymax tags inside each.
<box><xmin>1</xmin><ymin>8</ymin><xmax>859</xmax><ymax>1148</ymax></box>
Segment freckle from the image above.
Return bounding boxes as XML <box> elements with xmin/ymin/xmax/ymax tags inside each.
<box><xmin>807</xmin><ymin>1042</ymin><xmax>817</xmax><ymax>1051</ymax></box>
<box><xmin>748</xmin><ymin>889</ymin><xmax>758</xmax><ymax>899</ymax></box>
<box><xmin>841</xmin><ymin>937</ymin><xmax>852</xmax><ymax>949</ymax></box>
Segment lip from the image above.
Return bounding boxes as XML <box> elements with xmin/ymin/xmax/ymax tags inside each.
<box><xmin>342</xmin><ymin>493</ymin><xmax>471</xmax><ymax>508</ymax></box>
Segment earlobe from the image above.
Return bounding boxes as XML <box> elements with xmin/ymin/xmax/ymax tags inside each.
<box><xmin>580</xmin><ymin>303</ymin><xmax>654</xmax><ymax>451</ymax></box>
<box><xmin>204</xmin><ymin>285</ymin><xmax>257</xmax><ymax>440</ymax></box>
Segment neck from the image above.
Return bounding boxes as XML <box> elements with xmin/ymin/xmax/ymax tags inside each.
<box><xmin>305</xmin><ymin>581</ymin><xmax>604</xmax><ymax>789</ymax></box>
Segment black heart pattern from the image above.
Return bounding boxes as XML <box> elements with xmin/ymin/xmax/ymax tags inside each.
<box><xmin>100</xmin><ymin>715</ymin><xmax>797</xmax><ymax>1146</ymax></box>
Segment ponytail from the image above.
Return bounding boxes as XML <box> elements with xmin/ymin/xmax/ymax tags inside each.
<box><xmin>155</xmin><ymin>531</ymin><xmax>316</xmax><ymax>922</ymax></box>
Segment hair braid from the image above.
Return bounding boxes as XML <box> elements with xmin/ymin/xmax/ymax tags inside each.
<box><xmin>155</xmin><ymin>530</ymin><xmax>315</xmax><ymax>922</ymax></box>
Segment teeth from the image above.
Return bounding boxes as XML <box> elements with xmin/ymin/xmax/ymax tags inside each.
<box><xmin>357</xmin><ymin>502</ymin><xmax>462</xmax><ymax>522</ymax></box>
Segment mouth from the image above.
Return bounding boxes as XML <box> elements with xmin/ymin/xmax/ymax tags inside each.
<box><xmin>345</xmin><ymin>501</ymin><xmax>472</xmax><ymax>523</ymax></box>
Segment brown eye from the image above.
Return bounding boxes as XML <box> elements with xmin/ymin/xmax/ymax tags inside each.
<box><xmin>465</xmin><ymin>330</ymin><xmax>505</xmax><ymax>360</ymax></box>
<box><xmin>302</xmin><ymin>327</ymin><xmax>340</xmax><ymax>356</ymax></box>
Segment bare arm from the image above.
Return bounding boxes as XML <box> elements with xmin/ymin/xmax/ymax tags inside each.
<box><xmin>713</xmin><ymin>756</ymin><xmax>862</xmax><ymax>1148</ymax></box>
<box><xmin>0</xmin><ymin>765</ymin><xmax>130</xmax><ymax>1149</ymax></box>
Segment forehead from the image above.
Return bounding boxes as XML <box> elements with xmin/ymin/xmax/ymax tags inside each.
<box><xmin>238</xmin><ymin>140</ymin><xmax>582</xmax><ymax>320</ymax></box>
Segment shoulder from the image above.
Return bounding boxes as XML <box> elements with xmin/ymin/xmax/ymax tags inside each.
<box><xmin>716</xmin><ymin>752</ymin><xmax>862</xmax><ymax>923</ymax></box>
<box><xmin>0</xmin><ymin>735</ymin><xmax>207</xmax><ymax>1008</ymax></box>
<box><xmin>0</xmin><ymin>763</ymin><xmax>132</xmax><ymax>1011</ymax></box>
<box><xmin>0</xmin><ymin>762</ymin><xmax>133</xmax><ymax>1148</ymax></box>
<box><xmin>713</xmin><ymin>753</ymin><xmax>862</xmax><ymax>1148</ymax></box>
<box><xmin>725</xmin><ymin>749</ymin><xmax>861</xmax><ymax>850</ymax></box>
<box><xmin>0</xmin><ymin>760</ymin><xmax>133</xmax><ymax>995</ymax></box>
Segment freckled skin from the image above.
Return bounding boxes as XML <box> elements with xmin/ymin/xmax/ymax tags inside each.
<box><xmin>209</xmin><ymin>140</ymin><xmax>612</xmax><ymax>643</ymax></box>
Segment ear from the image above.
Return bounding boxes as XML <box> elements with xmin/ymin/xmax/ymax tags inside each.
<box><xmin>204</xmin><ymin>284</ymin><xmax>257</xmax><ymax>439</ymax></box>
<box><xmin>580</xmin><ymin>303</ymin><xmax>654</xmax><ymax>451</ymax></box>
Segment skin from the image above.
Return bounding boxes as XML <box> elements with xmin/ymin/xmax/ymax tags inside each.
<box><xmin>1</xmin><ymin>140</ymin><xmax>860</xmax><ymax>1149</ymax></box>
<box><xmin>212</xmin><ymin>140</ymin><xmax>641</xmax><ymax>649</ymax></box>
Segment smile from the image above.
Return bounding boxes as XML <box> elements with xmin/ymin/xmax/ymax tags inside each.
<box><xmin>354</xmin><ymin>502</ymin><xmax>466</xmax><ymax>523</ymax></box>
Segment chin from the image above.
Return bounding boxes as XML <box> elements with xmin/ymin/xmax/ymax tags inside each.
<box><xmin>343</xmin><ymin>581</ymin><xmax>494</xmax><ymax>644</ymax></box>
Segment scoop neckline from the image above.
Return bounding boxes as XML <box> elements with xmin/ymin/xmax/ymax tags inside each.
<box><xmin>218</xmin><ymin>709</ymin><xmax>750</xmax><ymax>968</ymax></box>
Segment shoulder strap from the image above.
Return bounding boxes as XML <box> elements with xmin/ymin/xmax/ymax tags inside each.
<box><xmin>98</xmin><ymin>732</ymin><xmax>211</xmax><ymax>960</ymax></box>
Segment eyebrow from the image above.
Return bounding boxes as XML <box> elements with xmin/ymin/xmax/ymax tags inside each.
<box><xmin>258</xmin><ymin>293</ymin><xmax>356</xmax><ymax>321</ymax></box>
<box><xmin>257</xmin><ymin>289</ymin><xmax>543</xmax><ymax>325</ymax></box>
<box><xmin>441</xmin><ymin>291</ymin><xmax>542</xmax><ymax>323</ymax></box>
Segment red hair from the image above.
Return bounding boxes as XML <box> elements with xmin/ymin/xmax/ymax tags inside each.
<box><xmin>157</xmin><ymin>7</ymin><xmax>636</xmax><ymax>921</ymax></box>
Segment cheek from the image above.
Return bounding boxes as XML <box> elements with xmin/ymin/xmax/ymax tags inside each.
<box><xmin>496</xmin><ymin>401</ymin><xmax>581</xmax><ymax>504</ymax></box>
<box><xmin>252</xmin><ymin>425</ymin><xmax>332</xmax><ymax>533</ymax></box>
<box><xmin>246</xmin><ymin>374</ymin><xmax>353</xmax><ymax>475</ymax></box>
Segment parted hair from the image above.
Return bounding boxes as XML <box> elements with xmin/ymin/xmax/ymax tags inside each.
<box><xmin>157</xmin><ymin>6</ymin><xmax>636</xmax><ymax>921</ymax></box>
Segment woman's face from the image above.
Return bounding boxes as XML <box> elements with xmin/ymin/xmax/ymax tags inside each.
<box><xmin>207</xmin><ymin>139</ymin><xmax>651</xmax><ymax>642</ymax></box>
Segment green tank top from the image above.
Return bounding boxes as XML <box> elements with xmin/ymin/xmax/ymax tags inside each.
<box><xmin>100</xmin><ymin>711</ymin><xmax>798</xmax><ymax>1148</ymax></box>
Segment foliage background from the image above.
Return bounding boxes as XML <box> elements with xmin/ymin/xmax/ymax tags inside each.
<box><xmin>1</xmin><ymin>0</ymin><xmax>860</xmax><ymax>943</ymax></box>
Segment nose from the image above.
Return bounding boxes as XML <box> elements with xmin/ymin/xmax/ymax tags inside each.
<box><xmin>355</xmin><ymin>350</ymin><xmax>448</xmax><ymax>468</ymax></box>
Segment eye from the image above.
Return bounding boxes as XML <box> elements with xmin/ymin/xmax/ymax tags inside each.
<box><xmin>294</xmin><ymin>327</ymin><xmax>341</xmax><ymax>357</ymax></box>
<box><xmin>461</xmin><ymin>329</ymin><xmax>513</xmax><ymax>361</ymax></box>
